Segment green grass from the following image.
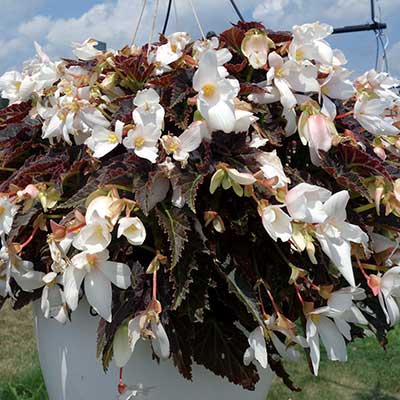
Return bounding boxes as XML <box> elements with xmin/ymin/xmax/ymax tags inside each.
<box><xmin>0</xmin><ymin>302</ymin><xmax>48</xmax><ymax>400</ymax></box>
<box><xmin>268</xmin><ymin>327</ymin><xmax>400</xmax><ymax>399</ymax></box>
<box><xmin>0</xmin><ymin>301</ymin><xmax>400</xmax><ymax>399</ymax></box>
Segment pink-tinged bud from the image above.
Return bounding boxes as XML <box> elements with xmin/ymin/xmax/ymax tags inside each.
<box><xmin>367</xmin><ymin>274</ymin><xmax>381</xmax><ymax>296</ymax></box>
<box><xmin>373</xmin><ymin>146</ymin><xmax>386</xmax><ymax>160</ymax></box>
<box><xmin>17</xmin><ymin>184</ymin><xmax>39</xmax><ymax>199</ymax></box>
<box><xmin>299</xmin><ymin>113</ymin><xmax>336</xmax><ymax>166</ymax></box>
<box><xmin>396</xmin><ymin>139</ymin><xmax>400</xmax><ymax>149</ymax></box>
<box><xmin>50</xmin><ymin>220</ymin><xmax>66</xmax><ymax>240</ymax></box>
<box><xmin>74</xmin><ymin>209</ymin><xmax>86</xmax><ymax>224</ymax></box>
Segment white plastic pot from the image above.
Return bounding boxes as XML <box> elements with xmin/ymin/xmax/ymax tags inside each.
<box><xmin>34</xmin><ymin>300</ymin><xmax>273</xmax><ymax>400</ymax></box>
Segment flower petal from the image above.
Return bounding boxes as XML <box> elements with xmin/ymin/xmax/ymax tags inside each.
<box><xmin>84</xmin><ymin>270</ymin><xmax>112</xmax><ymax>322</ymax></box>
<box><xmin>113</xmin><ymin>324</ymin><xmax>132</xmax><ymax>368</ymax></box>
<box><xmin>98</xmin><ymin>261</ymin><xmax>131</xmax><ymax>289</ymax></box>
<box><xmin>63</xmin><ymin>266</ymin><xmax>86</xmax><ymax>311</ymax></box>
<box><xmin>150</xmin><ymin>320</ymin><xmax>170</xmax><ymax>359</ymax></box>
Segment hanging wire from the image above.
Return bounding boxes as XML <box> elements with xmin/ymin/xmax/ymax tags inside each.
<box><xmin>131</xmin><ymin>0</ymin><xmax>148</xmax><ymax>46</ymax></box>
<box><xmin>378</xmin><ymin>31</ymin><xmax>389</xmax><ymax>72</ymax></box>
<box><xmin>162</xmin><ymin>0</ymin><xmax>173</xmax><ymax>35</ymax></box>
<box><xmin>228</xmin><ymin>0</ymin><xmax>245</xmax><ymax>22</ymax></box>
<box><xmin>377</xmin><ymin>0</ymin><xmax>389</xmax><ymax>72</ymax></box>
<box><xmin>187</xmin><ymin>0</ymin><xmax>206</xmax><ymax>39</ymax></box>
<box><xmin>374</xmin><ymin>30</ymin><xmax>381</xmax><ymax>70</ymax></box>
<box><xmin>147</xmin><ymin>0</ymin><xmax>161</xmax><ymax>54</ymax></box>
<box><xmin>373</xmin><ymin>0</ymin><xmax>390</xmax><ymax>73</ymax></box>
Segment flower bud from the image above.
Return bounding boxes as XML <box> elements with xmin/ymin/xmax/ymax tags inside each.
<box><xmin>241</xmin><ymin>29</ymin><xmax>275</xmax><ymax>69</ymax></box>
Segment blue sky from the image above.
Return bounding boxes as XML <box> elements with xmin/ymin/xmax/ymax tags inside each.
<box><xmin>0</xmin><ymin>0</ymin><xmax>399</xmax><ymax>77</ymax></box>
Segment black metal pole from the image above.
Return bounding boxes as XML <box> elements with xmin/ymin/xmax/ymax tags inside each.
<box><xmin>162</xmin><ymin>0</ymin><xmax>173</xmax><ymax>35</ymax></box>
<box><xmin>371</xmin><ymin>0</ymin><xmax>376</xmax><ymax>23</ymax></box>
<box><xmin>332</xmin><ymin>22</ymin><xmax>386</xmax><ymax>34</ymax></box>
<box><xmin>228</xmin><ymin>0</ymin><xmax>245</xmax><ymax>22</ymax></box>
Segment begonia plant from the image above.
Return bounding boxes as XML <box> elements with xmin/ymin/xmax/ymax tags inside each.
<box><xmin>1</xmin><ymin>20</ymin><xmax>400</xmax><ymax>394</ymax></box>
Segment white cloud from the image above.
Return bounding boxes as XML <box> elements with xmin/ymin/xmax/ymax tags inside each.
<box><xmin>0</xmin><ymin>0</ymin><xmax>261</xmax><ymax>73</ymax></box>
<box><xmin>18</xmin><ymin>16</ymin><xmax>53</xmax><ymax>38</ymax></box>
<box><xmin>0</xmin><ymin>0</ymin><xmax>398</xmax><ymax>77</ymax></box>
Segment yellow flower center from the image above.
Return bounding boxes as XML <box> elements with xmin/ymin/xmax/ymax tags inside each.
<box><xmin>15</xmin><ymin>81</ymin><xmax>22</xmax><ymax>90</ymax></box>
<box><xmin>295</xmin><ymin>49</ymin><xmax>304</xmax><ymax>61</ymax></box>
<box><xmin>310</xmin><ymin>314</ymin><xmax>321</xmax><ymax>323</ymax></box>
<box><xmin>135</xmin><ymin>137</ymin><xmax>145</xmax><ymax>149</ymax></box>
<box><xmin>69</xmin><ymin>101</ymin><xmax>80</xmax><ymax>113</ymax></box>
<box><xmin>58</xmin><ymin>111</ymin><xmax>67</xmax><ymax>121</ymax></box>
<box><xmin>108</xmin><ymin>133</ymin><xmax>119</xmax><ymax>144</ymax></box>
<box><xmin>202</xmin><ymin>83</ymin><xmax>217</xmax><ymax>98</ymax></box>
<box><xmin>171</xmin><ymin>43</ymin><xmax>178</xmax><ymax>53</ymax></box>
<box><xmin>0</xmin><ymin>206</ymin><xmax>5</xmax><ymax>215</ymax></box>
<box><xmin>275</xmin><ymin>68</ymin><xmax>284</xmax><ymax>78</ymax></box>
<box><xmin>86</xmin><ymin>254</ymin><xmax>97</xmax><ymax>268</ymax></box>
<box><xmin>169</xmin><ymin>142</ymin><xmax>180</xmax><ymax>153</ymax></box>
<box><xmin>124</xmin><ymin>225</ymin><xmax>137</xmax><ymax>236</ymax></box>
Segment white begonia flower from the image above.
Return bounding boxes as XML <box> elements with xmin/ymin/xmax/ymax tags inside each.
<box><xmin>0</xmin><ymin>246</ymin><xmax>45</xmax><ymax>297</ymax></box>
<box><xmin>123</xmin><ymin>123</ymin><xmax>161</xmax><ymax>163</ymax></box>
<box><xmin>267</xmin><ymin>52</ymin><xmax>320</xmax><ymax>110</ymax></box>
<box><xmin>306</xmin><ymin>287</ymin><xmax>367</xmax><ymax>376</ymax></box>
<box><xmin>368</xmin><ymin>266</ymin><xmax>400</xmax><ymax>326</ymax></box>
<box><xmin>354</xmin><ymin>93</ymin><xmax>399</xmax><ymax>136</ymax></box>
<box><xmin>127</xmin><ymin>300</ymin><xmax>170</xmax><ymax>362</ymax></box>
<box><xmin>161</xmin><ymin>121</ymin><xmax>203</xmax><ymax>162</ymax></box>
<box><xmin>241</xmin><ymin>29</ymin><xmax>275</xmax><ymax>69</ymax></box>
<box><xmin>117</xmin><ymin>217</ymin><xmax>146</xmax><ymax>246</ymax></box>
<box><xmin>132</xmin><ymin>88</ymin><xmax>165</xmax><ymax>130</ymax></box>
<box><xmin>0</xmin><ymin>71</ymin><xmax>36</xmax><ymax>104</ymax></box>
<box><xmin>315</xmin><ymin>191</ymin><xmax>369</xmax><ymax>287</ymax></box>
<box><xmin>154</xmin><ymin>32</ymin><xmax>191</xmax><ymax>66</ymax></box>
<box><xmin>243</xmin><ymin>326</ymin><xmax>269</xmax><ymax>369</ymax></box>
<box><xmin>248</xmin><ymin>83</ymin><xmax>280</xmax><ymax>105</ymax></box>
<box><xmin>48</xmin><ymin>236</ymin><xmax>72</xmax><ymax>273</ymax></box>
<box><xmin>72</xmin><ymin>39</ymin><xmax>103</xmax><ymax>61</ymax></box>
<box><xmin>233</xmin><ymin>109</ymin><xmax>258</xmax><ymax>133</ymax></box>
<box><xmin>64</xmin><ymin>249</ymin><xmax>131</xmax><ymax>322</ymax></box>
<box><xmin>289</xmin><ymin>22</ymin><xmax>334</xmax><ymax>66</ymax></box>
<box><xmin>193</xmin><ymin>50</ymin><xmax>240</xmax><ymax>133</ymax></box>
<box><xmin>256</xmin><ymin>150</ymin><xmax>290</xmax><ymax>189</ymax></box>
<box><xmin>85</xmin><ymin>195</ymin><xmax>120</xmax><ymax>226</ymax></box>
<box><xmin>265</xmin><ymin>314</ymin><xmax>307</xmax><ymax>362</ymax></box>
<box><xmin>286</xmin><ymin>183</ymin><xmax>331</xmax><ymax>224</ymax></box>
<box><xmin>40</xmin><ymin>84</ymin><xmax>110</xmax><ymax>145</ymax></box>
<box><xmin>0</xmin><ymin>197</ymin><xmax>18</xmax><ymax>236</ymax></box>
<box><xmin>210</xmin><ymin>166</ymin><xmax>256</xmax><ymax>197</ymax></box>
<box><xmin>72</xmin><ymin>212</ymin><xmax>112</xmax><ymax>253</ymax></box>
<box><xmin>26</xmin><ymin>42</ymin><xmax>63</xmax><ymax>93</ymax></box>
<box><xmin>355</xmin><ymin>69</ymin><xmax>400</xmax><ymax>100</ymax></box>
<box><xmin>41</xmin><ymin>271</ymin><xmax>68</xmax><ymax>324</ymax></box>
<box><xmin>85</xmin><ymin>120</ymin><xmax>124</xmax><ymax>158</ymax></box>
<box><xmin>260</xmin><ymin>205</ymin><xmax>292</xmax><ymax>242</ymax></box>
<box><xmin>320</xmin><ymin>67</ymin><xmax>355</xmax><ymax>120</ymax></box>
<box><xmin>192</xmin><ymin>36</ymin><xmax>232</xmax><ymax>78</ymax></box>
<box><xmin>298</xmin><ymin>113</ymin><xmax>337</xmax><ymax>166</ymax></box>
